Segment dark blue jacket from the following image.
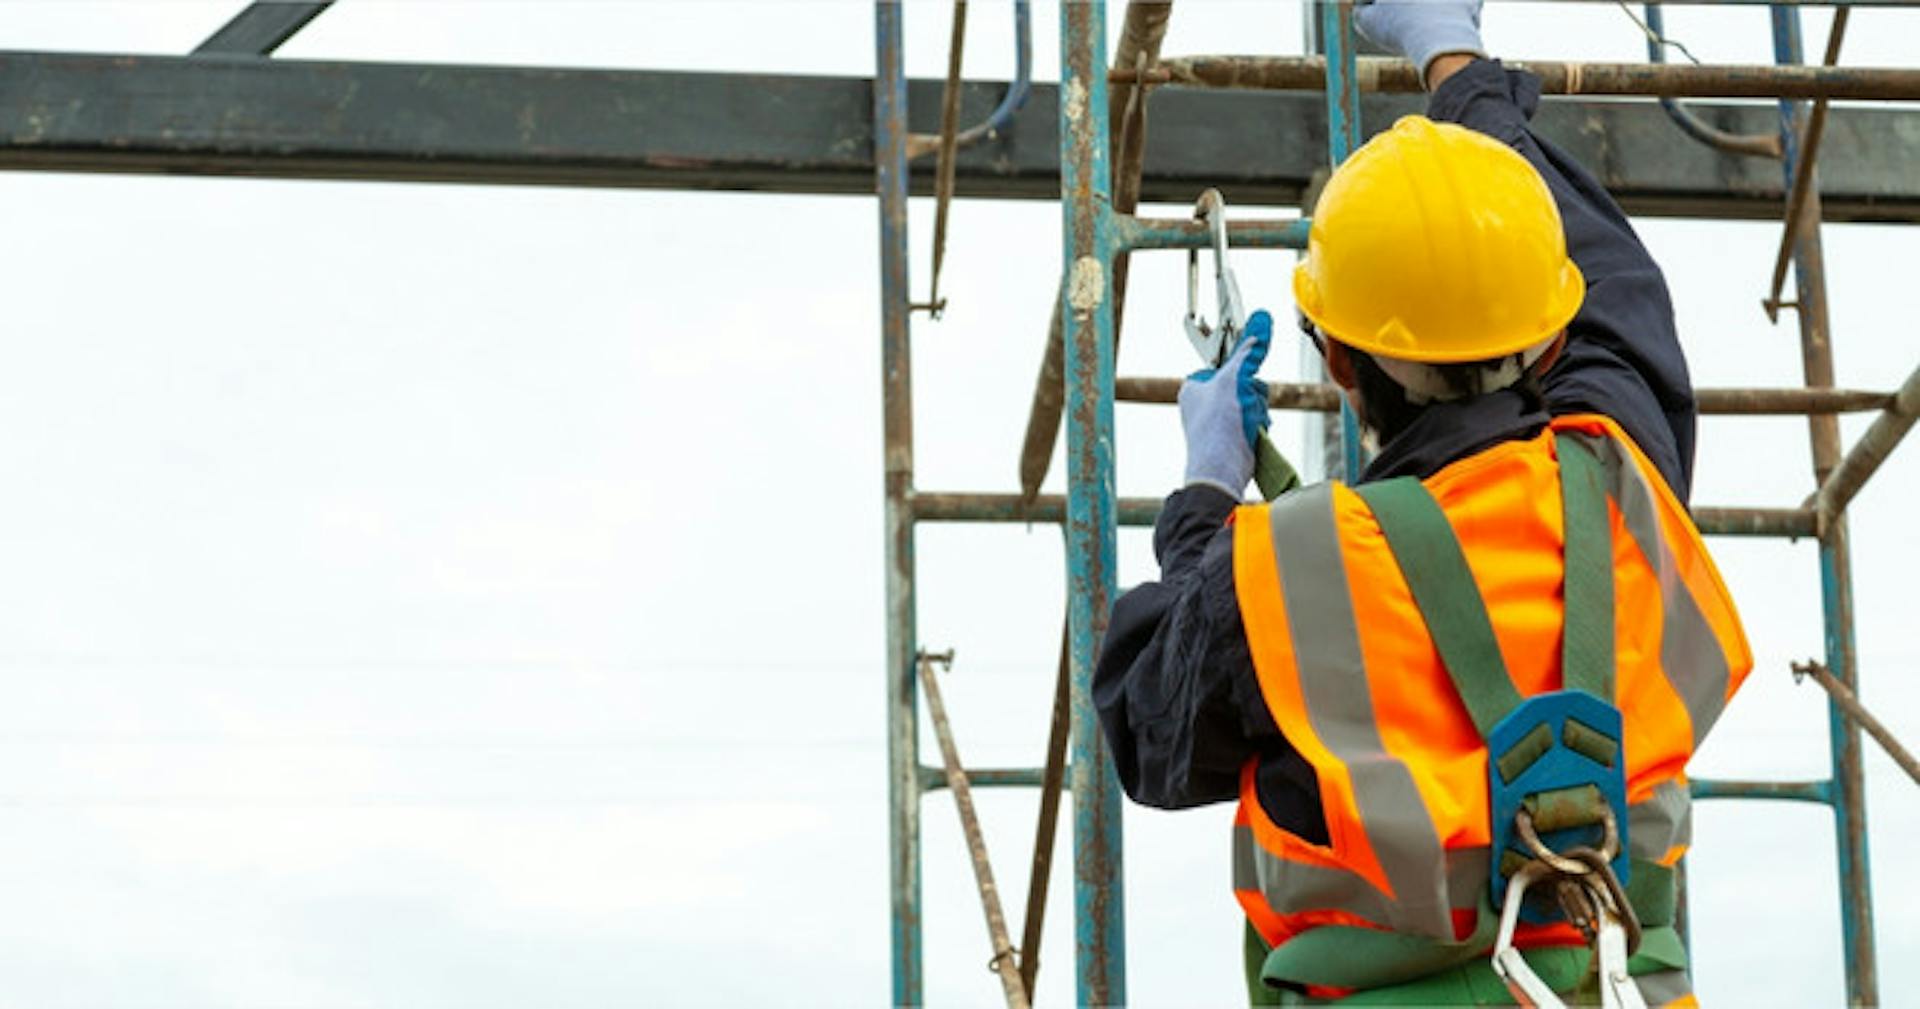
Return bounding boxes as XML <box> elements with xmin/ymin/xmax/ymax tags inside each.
<box><xmin>1092</xmin><ymin>60</ymin><xmax>1696</xmax><ymax>839</ymax></box>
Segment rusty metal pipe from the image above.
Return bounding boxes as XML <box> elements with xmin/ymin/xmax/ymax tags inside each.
<box><xmin>913</xmin><ymin>492</ymin><xmax>1813</xmax><ymax>537</ymax></box>
<box><xmin>916</xmin><ymin>652</ymin><xmax>1032</xmax><ymax>1009</ymax></box>
<box><xmin>1057</xmin><ymin>1</ymin><xmax>1127</xmax><ymax>998</ymax></box>
<box><xmin>1115</xmin><ymin>377</ymin><xmax>1894</xmax><ymax>415</ymax></box>
<box><xmin>1018</xmin><ymin>621</ymin><xmax>1073</xmax><ymax>999</ymax></box>
<box><xmin>1691</xmin><ymin>506</ymin><xmax>1818</xmax><ymax>538</ymax></box>
<box><xmin>1017</xmin><ymin>1</ymin><xmax>1172</xmax><ymax>504</ymax></box>
<box><xmin>1116</xmin><ymin>377</ymin><xmax>1341</xmax><ymax>410</ymax></box>
<box><xmin>1117</xmin><ymin>55</ymin><xmax>1920</xmax><ymax>100</ymax></box>
<box><xmin>1794</xmin><ymin>661</ymin><xmax>1920</xmax><ymax>788</ymax></box>
<box><xmin>1690</xmin><ymin>777</ymin><xmax>1833</xmax><ymax>803</ymax></box>
<box><xmin>913</xmin><ymin>492</ymin><xmax>1163</xmax><ymax>527</ymax></box>
<box><xmin>1695</xmin><ymin>386</ymin><xmax>1893</xmax><ymax>414</ymax></box>
<box><xmin>1771</xmin><ymin>11</ymin><xmax>1876</xmax><ymax>999</ymax></box>
<box><xmin>1115</xmin><ymin>214</ymin><xmax>1310</xmax><ymax>252</ymax></box>
<box><xmin>922</xmin><ymin>0</ymin><xmax>969</xmax><ymax>316</ymax></box>
<box><xmin>920</xmin><ymin>766</ymin><xmax>1065</xmax><ymax>791</ymax></box>
<box><xmin>874</xmin><ymin>6</ymin><xmax>922</xmax><ymax>1002</ymax></box>
<box><xmin>1811</xmin><ymin>362</ymin><xmax>1920</xmax><ymax>531</ymax></box>
<box><xmin>1765</xmin><ymin>7</ymin><xmax>1850</xmax><ymax>321</ymax></box>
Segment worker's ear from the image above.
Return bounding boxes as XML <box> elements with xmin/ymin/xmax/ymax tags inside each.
<box><xmin>1322</xmin><ymin>338</ymin><xmax>1370</xmax><ymax>431</ymax></box>
<box><xmin>1531</xmin><ymin>331</ymin><xmax>1569</xmax><ymax>375</ymax></box>
<box><xmin>1323</xmin><ymin>337</ymin><xmax>1358</xmax><ymax>391</ymax></box>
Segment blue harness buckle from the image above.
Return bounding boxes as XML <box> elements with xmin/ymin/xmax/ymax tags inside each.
<box><xmin>1487</xmin><ymin>689</ymin><xmax>1631</xmax><ymax>924</ymax></box>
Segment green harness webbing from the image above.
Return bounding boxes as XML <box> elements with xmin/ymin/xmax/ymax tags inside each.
<box><xmin>1352</xmin><ymin>433</ymin><xmax>1612</xmax><ymax>716</ymax></box>
<box><xmin>1250</xmin><ymin>434</ymin><xmax>1673</xmax><ymax>1003</ymax></box>
<box><xmin>1249</xmin><ymin>861</ymin><xmax>1685</xmax><ymax>1004</ymax></box>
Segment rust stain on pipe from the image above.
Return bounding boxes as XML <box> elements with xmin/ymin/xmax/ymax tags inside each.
<box><xmin>1119</xmin><ymin>55</ymin><xmax>1920</xmax><ymax>100</ymax></box>
<box><xmin>1017</xmin><ymin>1</ymin><xmax>1171</xmax><ymax>504</ymax></box>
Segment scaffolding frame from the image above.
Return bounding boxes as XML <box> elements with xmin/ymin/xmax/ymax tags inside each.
<box><xmin>0</xmin><ymin>0</ymin><xmax>1912</xmax><ymax>1005</ymax></box>
<box><xmin>880</xmin><ymin>2</ymin><xmax>1920</xmax><ymax>1006</ymax></box>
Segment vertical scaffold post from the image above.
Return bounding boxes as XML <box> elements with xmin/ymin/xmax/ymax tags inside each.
<box><xmin>1318</xmin><ymin>1</ymin><xmax>1367</xmax><ymax>482</ymax></box>
<box><xmin>1058</xmin><ymin>0</ymin><xmax>1127</xmax><ymax>1004</ymax></box>
<box><xmin>876</xmin><ymin>2</ymin><xmax>923</xmax><ymax>1004</ymax></box>
<box><xmin>1769</xmin><ymin>7</ymin><xmax>1877</xmax><ymax>1005</ymax></box>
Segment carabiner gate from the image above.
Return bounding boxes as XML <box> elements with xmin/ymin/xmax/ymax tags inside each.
<box><xmin>1184</xmin><ymin>188</ymin><xmax>1246</xmax><ymax>368</ymax></box>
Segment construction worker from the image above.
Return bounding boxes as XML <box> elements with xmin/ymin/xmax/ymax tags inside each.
<box><xmin>1094</xmin><ymin>3</ymin><xmax>1752</xmax><ymax>1006</ymax></box>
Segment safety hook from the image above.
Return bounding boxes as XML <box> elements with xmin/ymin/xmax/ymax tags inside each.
<box><xmin>1184</xmin><ymin>188</ymin><xmax>1246</xmax><ymax>368</ymax></box>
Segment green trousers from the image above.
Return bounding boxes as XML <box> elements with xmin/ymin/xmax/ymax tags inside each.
<box><xmin>1244</xmin><ymin>922</ymin><xmax>1691</xmax><ymax>1007</ymax></box>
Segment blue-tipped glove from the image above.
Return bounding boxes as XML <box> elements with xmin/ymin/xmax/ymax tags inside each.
<box><xmin>1354</xmin><ymin>0</ymin><xmax>1486</xmax><ymax>82</ymax></box>
<box><xmin>1179</xmin><ymin>309</ymin><xmax>1273</xmax><ymax>499</ymax></box>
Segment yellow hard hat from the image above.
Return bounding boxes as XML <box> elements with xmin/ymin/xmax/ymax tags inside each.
<box><xmin>1292</xmin><ymin>116</ymin><xmax>1585</xmax><ymax>365</ymax></box>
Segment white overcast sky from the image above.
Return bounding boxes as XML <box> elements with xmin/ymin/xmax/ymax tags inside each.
<box><xmin>0</xmin><ymin>2</ymin><xmax>1912</xmax><ymax>1006</ymax></box>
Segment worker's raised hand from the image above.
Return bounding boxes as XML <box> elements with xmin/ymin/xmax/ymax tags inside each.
<box><xmin>1178</xmin><ymin>309</ymin><xmax>1273</xmax><ymax>499</ymax></box>
<box><xmin>1354</xmin><ymin>0</ymin><xmax>1486</xmax><ymax>82</ymax></box>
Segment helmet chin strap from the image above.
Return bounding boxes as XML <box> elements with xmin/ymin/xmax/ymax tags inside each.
<box><xmin>1372</xmin><ymin>337</ymin><xmax>1558</xmax><ymax>406</ymax></box>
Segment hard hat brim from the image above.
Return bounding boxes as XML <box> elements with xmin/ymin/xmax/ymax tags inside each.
<box><xmin>1294</xmin><ymin>257</ymin><xmax>1586</xmax><ymax>365</ymax></box>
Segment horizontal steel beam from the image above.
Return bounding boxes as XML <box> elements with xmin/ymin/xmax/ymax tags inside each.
<box><xmin>1117</xmin><ymin>215</ymin><xmax>1309</xmax><ymax>252</ymax></box>
<box><xmin>1117</xmin><ymin>377</ymin><xmax>1897</xmax><ymax>415</ymax></box>
<box><xmin>911</xmin><ymin>493</ymin><xmax>1164</xmax><ymax>528</ymax></box>
<box><xmin>914</xmin><ymin>491</ymin><xmax>1817</xmax><ymax>538</ymax></box>
<box><xmin>1131</xmin><ymin>56</ymin><xmax>1920</xmax><ymax>101</ymax></box>
<box><xmin>1642</xmin><ymin>0</ymin><xmax>1918</xmax><ymax>5</ymax></box>
<box><xmin>4</xmin><ymin>52</ymin><xmax>1920</xmax><ymax>221</ymax></box>
<box><xmin>919</xmin><ymin>766</ymin><xmax>1065</xmax><ymax>792</ymax></box>
<box><xmin>1116</xmin><ymin>378</ymin><xmax>1341</xmax><ymax>411</ymax></box>
<box><xmin>1692</xmin><ymin>506</ymin><xmax>1818</xmax><ymax>538</ymax></box>
<box><xmin>1690</xmin><ymin>778</ymin><xmax>1835</xmax><ymax>803</ymax></box>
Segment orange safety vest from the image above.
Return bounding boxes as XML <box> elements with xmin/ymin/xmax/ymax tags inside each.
<box><xmin>1231</xmin><ymin>414</ymin><xmax>1751</xmax><ymax>1003</ymax></box>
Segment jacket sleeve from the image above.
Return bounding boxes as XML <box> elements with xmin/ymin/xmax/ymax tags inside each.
<box><xmin>1092</xmin><ymin>485</ymin><xmax>1286</xmax><ymax>809</ymax></box>
<box><xmin>1428</xmin><ymin>60</ymin><xmax>1698</xmax><ymax>503</ymax></box>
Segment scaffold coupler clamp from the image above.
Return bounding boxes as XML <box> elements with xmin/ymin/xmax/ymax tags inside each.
<box><xmin>1184</xmin><ymin>187</ymin><xmax>1246</xmax><ymax>369</ymax></box>
<box><xmin>1484</xmin><ymin>690</ymin><xmax>1643</xmax><ymax>1008</ymax></box>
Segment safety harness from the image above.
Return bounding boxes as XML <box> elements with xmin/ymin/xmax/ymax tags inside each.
<box><xmin>1254</xmin><ymin>433</ymin><xmax>1686</xmax><ymax>1007</ymax></box>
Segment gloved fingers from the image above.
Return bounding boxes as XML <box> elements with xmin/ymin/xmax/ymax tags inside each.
<box><xmin>1235</xmin><ymin>309</ymin><xmax>1274</xmax><ymax>379</ymax></box>
<box><xmin>1241</xmin><ymin>378</ymin><xmax>1272</xmax><ymax>447</ymax></box>
<box><xmin>1353</xmin><ymin>0</ymin><xmax>1486</xmax><ymax>78</ymax></box>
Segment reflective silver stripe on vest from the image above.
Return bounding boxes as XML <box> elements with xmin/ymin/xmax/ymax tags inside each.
<box><xmin>1633</xmin><ymin>968</ymin><xmax>1695</xmax><ymax>1007</ymax></box>
<box><xmin>1627</xmin><ymin>778</ymin><xmax>1692</xmax><ymax>860</ymax></box>
<box><xmin>1572</xmin><ymin>431</ymin><xmax>1733</xmax><ymax>747</ymax></box>
<box><xmin>1234</xmin><ymin>782</ymin><xmax>1683</xmax><ymax>922</ymax></box>
<box><xmin>1234</xmin><ymin>822</ymin><xmax>1486</xmax><ymax>925</ymax></box>
<box><xmin>1267</xmin><ymin>485</ymin><xmax>1453</xmax><ymax>939</ymax></box>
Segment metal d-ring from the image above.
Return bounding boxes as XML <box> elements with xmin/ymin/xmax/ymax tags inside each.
<box><xmin>1514</xmin><ymin>807</ymin><xmax>1592</xmax><ymax>877</ymax></box>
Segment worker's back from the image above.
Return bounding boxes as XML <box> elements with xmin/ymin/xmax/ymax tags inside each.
<box><xmin>1231</xmin><ymin>414</ymin><xmax>1749</xmax><ymax>1005</ymax></box>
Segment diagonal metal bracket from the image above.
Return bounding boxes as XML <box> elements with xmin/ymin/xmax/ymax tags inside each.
<box><xmin>193</xmin><ymin>1</ymin><xmax>333</xmax><ymax>57</ymax></box>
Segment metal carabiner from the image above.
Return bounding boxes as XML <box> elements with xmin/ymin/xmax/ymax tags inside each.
<box><xmin>1568</xmin><ymin>849</ymin><xmax>1649</xmax><ymax>1009</ymax></box>
<box><xmin>1494</xmin><ymin>847</ymin><xmax>1648</xmax><ymax>1009</ymax></box>
<box><xmin>1491</xmin><ymin>860</ymin><xmax>1566</xmax><ymax>1009</ymax></box>
<box><xmin>1184</xmin><ymin>188</ymin><xmax>1246</xmax><ymax>368</ymax></box>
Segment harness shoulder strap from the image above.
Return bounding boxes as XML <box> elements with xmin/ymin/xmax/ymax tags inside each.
<box><xmin>1356</xmin><ymin>434</ymin><xmax>1618</xmax><ymax>714</ymax></box>
<box><xmin>1555</xmin><ymin>432</ymin><xmax>1614</xmax><ymax>699</ymax></box>
<box><xmin>1353</xmin><ymin>478</ymin><xmax>1522</xmax><ymax>739</ymax></box>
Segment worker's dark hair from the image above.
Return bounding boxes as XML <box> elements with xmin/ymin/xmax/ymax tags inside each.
<box><xmin>1348</xmin><ymin>349</ymin><xmax>1545</xmax><ymax>446</ymax></box>
<box><xmin>1299</xmin><ymin>309</ymin><xmax>1543</xmax><ymax>445</ymax></box>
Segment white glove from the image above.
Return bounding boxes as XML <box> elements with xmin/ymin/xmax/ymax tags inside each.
<box><xmin>1178</xmin><ymin>311</ymin><xmax>1273</xmax><ymax>499</ymax></box>
<box><xmin>1354</xmin><ymin>0</ymin><xmax>1487</xmax><ymax>82</ymax></box>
